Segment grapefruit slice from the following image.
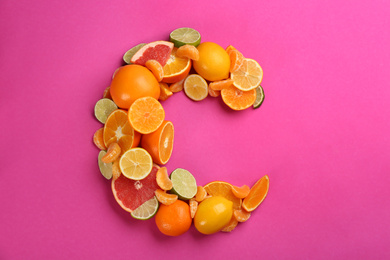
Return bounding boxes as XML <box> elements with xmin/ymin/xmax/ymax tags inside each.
<box><xmin>130</xmin><ymin>41</ymin><xmax>174</xmax><ymax>67</ymax></box>
<box><xmin>112</xmin><ymin>165</ymin><xmax>160</xmax><ymax>213</ymax></box>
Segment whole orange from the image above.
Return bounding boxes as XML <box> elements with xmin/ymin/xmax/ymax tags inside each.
<box><xmin>110</xmin><ymin>65</ymin><xmax>160</xmax><ymax>109</ymax></box>
<box><xmin>155</xmin><ymin>200</ymin><xmax>192</xmax><ymax>236</ymax></box>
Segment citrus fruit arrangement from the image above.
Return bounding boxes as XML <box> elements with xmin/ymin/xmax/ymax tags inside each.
<box><xmin>93</xmin><ymin>27</ymin><xmax>269</xmax><ymax>236</ymax></box>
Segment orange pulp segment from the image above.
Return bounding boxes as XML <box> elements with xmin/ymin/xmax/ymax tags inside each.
<box><xmin>128</xmin><ymin>97</ymin><xmax>165</xmax><ymax>134</ymax></box>
<box><xmin>209</xmin><ymin>78</ymin><xmax>234</xmax><ymax>91</ymax></box>
<box><xmin>156</xmin><ymin>166</ymin><xmax>173</xmax><ymax>190</ymax></box>
<box><xmin>155</xmin><ymin>189</ymin><xmax>178</xmax><ymax>205</ymax></box>
<box><xmin>169</xmin><ymin>78</ymin><xmax>185</xmax><ymax>93</ymax></box>
<box><xmin>225</xmin><ymin>45</ymin><xmax>237</xmax><ymax>55</ymax></box>
<box><xmin>229</xmin><ymin>49</ymin><xmax>244</xmax><ymax>73</ymax></box>
<box><xmin>145</xmin><ymin>59</ymin><xmax>164</xmax><ymax>82</ymax></box>
<box><xmin>242</xmin><ymin>175</ymin><xmax>269</xmax><ymax>212</ymax></box>
<box><xmin>232</xmin><ymin>184</ymin><xmax>250</xmax><ymax>199</ymax></box>
<box><xmin>195</xmin><ymin>185</ymin><xmax>207</xmax><ymax>202</ymax></box>
<box><xmin>112</xmin><ymin>159</ymin><xmax>121</xmax><ymax>180</ymax></box>
<box><xmin>162</xmin><ymin>47</ymin><xmax>191</xmax><ymax>83</ymax></box>
<box><xmin>176</xmin><ymin>45</ymin><xmax>199</xmax><ymax>61</ymax></box>
<box><xmin>101</xmin><ymin>142</ymin><xmax>121</xmax><ymax>163</ymax></box>
<box><xmin>203</xmin><ymin>181</ymin><xmax>241</xmax><ymax>210</ymax></box>
<box><xmin>93</xmin><ymin>128</ymin><xmax>106</xmax><ymax>150</ymax></box>
<box><xmin>189</xmin><ymin>199</ymin><xmax>198</xmax><ymax>218</ymax></box>
<box><xmin>234</xmin><ymin>208</ymin><xmax>251</xmax><ymax>222</ymax></box>
<box><xmin>221</xmin><ymin>85</ymin><xmax>256</xmax><ymax>111</ymax></box>
<box><xmin>158</xmin><ymin>82</ymin><xmax>173</xmax><ymax>101</ymax></box>
<box><xmin>221</xmin><ymin>217</ymin><xmax>238</xmax><ymax>232</ymax></box>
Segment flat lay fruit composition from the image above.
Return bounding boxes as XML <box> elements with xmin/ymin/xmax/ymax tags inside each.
<box><xmin>93</xmin><ymin>28</ymin><xmax>269</xmax><ymax>236</ymax></box>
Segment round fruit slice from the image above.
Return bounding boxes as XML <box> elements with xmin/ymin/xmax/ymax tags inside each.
<box><xmin>94</xmin><ymin>98</ymin><xmax>118</xmax><ymax>124</ymax></box>
<box><xmin>242</xmin><ymin>175</ymin><xmax>269</xmax><ymax>212</ymax></box>
<box><xmin>103</xmin><ymin>109</ymin><xmax>139</xmax><ymax>153</ymax></box>
<box><xmin>184</xmin><ymin>74</ymin><xmax>208</xmax><ymax>101</ymax></box>
<box><xmin>130</xmin><ymin>41</ymin><xmax>174</xmax><ymax>67</ymax></box>
<box><xmin>131</xmin><ymin>196</ymin><xmax>159</xmax><ymax>220</ymax></box>
<box><xmin>112</xmin><ymin>165</ymin><xmax>160</xmax><ymax>213</ymax></box>
<box><xmin>231</xmin><ymin>58</ymin><xmax>263</xmax><ymax>91</ymax></box>
<box><xmin>123</xmin><ymin>43</ymin><xmax>146</xmax><ymax>64</ymax></box>
<box><xmin>203</xmin><ymin>181</ymin><xmax>242</xmax><ymax>210</ymax></box>
<box><xmin>169</xmin><ymin>27</ymin><xmax>201</xmax><ymax>47</ymax></box>
<box><xmin>128</xmin><ymin>97</ymin><xmax>165</xmax><ymax>134</ymax></box>
<box><xmin>221</xmin><ymin>85</ymin><xmax>256</xmax><ymax>111</ymax></box>
<box><xmin>98</xmin><ymin>150</ymin><xmax>113</xmax><ymax>180</ymax></box>
<box><xmin>162</xmin><ymin>47</ymin><xmax>191</xmax><ymax>83</ymax></box>
<box><xmin>253</xmin><ymin>85</ymin><xmax>265</xmax><ymax>109</ymax></box>
<box><xmin>140</xmin><ymin>120</ymin><xmax>174</xmax><ymax>165</ymax></box>
<box><xmin>170</xmin><ymin>168</ymin><xmax>197</xmax><ymax>200</ymax></box>
<box><xmin>119</xmin><ymin>148</ymin><xmax>153</xmax><ymax>180</ymax></box>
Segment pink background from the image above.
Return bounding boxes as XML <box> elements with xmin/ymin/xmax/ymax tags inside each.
<box><xmin>1</xmin><ymin>0</ymin><xmax>389</xmax><ymax>259</ymax></box>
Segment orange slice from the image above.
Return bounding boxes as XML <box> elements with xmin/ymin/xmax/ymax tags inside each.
<box><xmin>140</xmin><ymin>120</ymin><xmax>174</xmax><ymax>165</ymax></box>
<box><xmin>242</xmin><ymin>175</ymin><xmax>269</xmax><ymax>212</ymax></box>
<box><xmin>184</xmin><ymin>74</ymin><xmax>208</xmax><ymax>101</ymax></box>
<box><xmin>209</xmin><ymin>78</ymin><xmax>234</xmax><ymax>91</ymax></box>
<box><xmin>145</xmin><ymin>59</ymin><xmax>164</xmax><ymax>82</ymax></box>
<box><xmin>162</xmin><ymin>47</ymin><xmax>191</xmax><ymax>83</ymax></box>
<box><xmin>229</xmin><ymin>49</ymin><xmax>244</xmax><ymax>73</ymax></box>
<box><xmin>128</xmin><ymin>97</ymin><xmax>165</xmax><ymax>134</ymax></box>
<box><xmin>103</xmin><ymin>109</ymin><xmax>137</xmax><ymax>153</ymax></box>
<box><xmin>231</xmin><ymin>58</ymin><xmax>263</xmax><ymax>91</ymax></box>
<box><xmin>203</xmin><ymin>181</ymin><xmax>241</xmax><ymax>210</ymax></box>
<box><xmin>155</xmin><ymin>189</ymin><xmax>178</xmax><ymax>205</ymax></box>
<box><xmin>221</xmin><ymin>85</ymin><xmax>256</xmax><ymax>110</ymax></box>
<box><xmin>232</xmin><ymin>184</ymin><xmax>250</xmax><ymax>199</ymax></box>
<box><xmin>158</xmin><ymin>82</ymin><xmax>173</xmax><ymax>101</ymax></box>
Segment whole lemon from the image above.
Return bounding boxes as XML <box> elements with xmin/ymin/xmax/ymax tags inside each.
<box><xmin>194</xmin><ymin>196</ymin><xmax>233</xmax><ymax>235</ymax></box>
<box><xmin>193</xmin><ymin>42</ymin><xmax>230</xmax><ymax>81</ymax></box>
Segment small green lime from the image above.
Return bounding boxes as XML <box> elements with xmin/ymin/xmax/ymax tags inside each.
<box><xmin>170</xmin><ymin>168</ymin><xmax>197</xmax><ymax>200</ymax></box>
<box><xmin>169</xmin><ymin>28</ymin><xmax>201</xmax><ymax>48</ymax></box>
<box><xmin>123</xmin><ymin>43</ymin><xmax>146</xmax><ymax>64</ymax></box>
<box><xmin>131</xmin><ymin>196</ymin><xmax>159</xmax><ymax>220</ymax></box>
<box><xmin>94</xmin><ymin>98</ymin><xmax>118</xmax><ymax>124</ymax></box>
<box><xmin>98</xmin><ymin>151</ymin><xmax>113</xmax><ymax>180</ymax></box>
<box><xmin>253</xmin><ymin>85</ymin><xmax>265</xmax><ymax>109</ymax></box>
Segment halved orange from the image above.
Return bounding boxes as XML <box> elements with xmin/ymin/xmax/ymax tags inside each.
<box><xmin>203</xmin><ymin>181</ymin><xmax>241</xmax><ymax>210</ymax></box>
<box><xmin>128</xmin><ymin>97</ymin><xmax>165</xmax><ymax>134</ymax></box>
<box><xmin>103</xmin><ymin>109</ymin><xmax>138</xmax><ymax>153</ymax></box>
<box><xmin>242</xmin><ymin>175</ymin><xmax>269</xmax><ymax>212</ymax></box>
<box><xmin>221</xmin><ymin>85</ymin><xmax>256</xmax><ymax>111</ymax></box>
<box><xmin>231</xmin><ymin>58</ymin><xmax>263</xmax><ymax>91</ymax></box>
<box><xmin>140</xmin><ymin>120</ymin><xmax>174</xmax><ymax>165</ymax></box>
<box><xmin>162</xmin><ymin>47</ymin><xmax>191</xmax><ymax>83</ymax></box>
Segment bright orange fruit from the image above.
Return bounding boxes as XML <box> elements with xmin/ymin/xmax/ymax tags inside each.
<box><xmin>158</xmin><ymin>82</ymin><xmax>173</xmax><ymax>101</ymax></box>
<box><xmin>242</xmin><ymin>175</ymin><xmax>269</xmax><ymax>212</ymax></box>
<box><xmin>93</xmin><ymin>128</ymin><xmax>106</xmax><ymax>150</ymax></box>
<box><xmin>128</xmin><ymin>97</ymin><xmax>165</xmax><ymax>134</ymax></box>
<box><xmin>195</xmin><ymin>185</ymin><xmax>207</xmax><ymax>202</ymax></box>
<box><xmin>209</xmin><ymin>78</ymin><xmax>234</xmax><ymax>91</ymax></box>
<box><xmin>221</xmin><ymin>217</ymin><xmax>239</xmax><ymax>232</ymax></box>
<box><xmin>203</xmin><ymin>181</ymin><xmax>241</xmax><ymax>210</ymax></box>
<box><xmin>155</xmin><ymin>200</ymin><xmax>192</xmax><ymax>236</ymax></box>
<box><xmin>221</xmin><ymin>85</ymin><xmax>256</xmax><ymax>110</ymax></box>
<box><xmin>232</xmin><ymin>184</ymin><xmax>250</xmax><ymax>199</ymax></box>
<box><xmin>155</xmin><ymin>189</ymin><xmax>178</xmax><ymax>205</ymax></box>
<box><xmin>176</xmin><ymin>45</ymin><xmax>199</xmax><ymax>61</ymax></box>
<box><xmin>162</xmin><ymin>47</ymin><xmax>191</xmax><ymax>83</ymax></box>
<box><xmin>145</xmin><ymin>59</ymin><xmax>164</xmax><ymax>82</ymax></box>
<box><xmin>101</xmin><ymin>142</ymin><xmax>121</xmax><ymax>163</ymax></box>
<box><xmin>169</xmin><ymin>78</ymin><xmax>185</xmax><ymax>93</ymax></box>
<box><xmin>234</xmin><ymin>208</ymin><xmax>251</xmax><ymax>222</ymax></box>
<box><xmin>140</xmin><ymin>120</ymin><xmax>174</xmax><ymax>165</ymax></box>
<box><xmin>229</xmin><ymin>49</ymin><xmax>244</xmax><ymax>73</ymax></box>
<box><xmin>156</xmin><ymin>166</ymin><xmax>173</xmax><ymax>190</ymax></box>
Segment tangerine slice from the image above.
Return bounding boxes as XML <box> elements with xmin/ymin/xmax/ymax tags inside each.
<box><xmin>232</xmin><ymin>184</ymin><xmax>250</xmax><ymax>199</ymax></box>
<box><xmin>158</xmin><ymin>82</ymin><xmax>173</xmax><ymax>101</ymax></box>
<box><xmin>101</xmin><ymin>142</ymin><xmax>121</xmax><ymax>163</ymax></box>
<box><xmin>209</xmin><ymin>78</ymin><xmax>234</xmax><ymax>91</ymax></box>
<box><xmin>128</xmin><ymin>97</ymin><xmax>165</xmax><ymax>134</ymax></box>
<box><xmin>155</xmin><ymin>189</ymin><xmax>178</xmax><ymax>205</ymax></box>
<box><xmin>112</xmin><ymin>159</ymin><xmax>121</xmax><ymax>180</ymax></box>
<box><xmin>229</xmin><ymin>49</ymin><xmax>244</xmax><ymax>73</ymax></box>
<box><xmin>176</xmin><ymin>45</ymin><xmax>199</xmax><ymax>61</ymax></box>
<box><xmin>221</xmin><ymin>217</ymin><xmax>238</xmax><ymax>232</ymax></box>
<box><xmin>203</xmin><ymin>181</ymin><xmax>241</xmax><ymax>210</ymax></box>
<box><xmin>119</xmin><ymin>148</ymin><xmax>153</xmax><ymax>180</ymax></box>
<box><xmin>103</xmin><ymin>109</ymin><xmax>137</xmax><ymax>153</ymax></box>
<box><xmin>234</xmin><ymin>208</ymin><xmax>251</xmax><ymax>222</ymax></box>
<box><xmin>169</xmin><ymin>78</ymin><xmax>185</xmax><ymax>93</ymax></box>
<box><xmin>145</xmin><ymin>59</ymin><xmax>164</xmax><ymax>82</ymax></box>
<box><xmin>189</xmin><ymin>198</ymin><xmax>198</xmax><ymax>218</ymax></box>
<box><xmin>93</xmin><ymin>128</ymin><xmax>106</xmax><ymax>150</ymax></box>
<box><xmin>140</xmin><ymin>120</ymin><xmax>174</xmax><ymax>165</ymax></box>
<box><xmin>208</xmin><ymin>87</ymin><xmax>220</xmax><ymax>97</ymax></box>
<box><xmin>231</xmin><ymin>58</ymin><xmax>263</xmax><ymax>91</ymax></box>
<box><xmin>242</xmin><ymin>175</ymin><xmax>269</xmax><ymax>212</ymax></box>
<box><xmin>225</xmin><ymin>45</ymin><xmax>237</xmax><ymax>55</ymax></box>
<box><xmin>221</xmin><ymin>85</ymin><xmax>256</xmax><ymax>111</ymax></box>
<box><xmin>195</xmin><ymin>185</ymin><xmax>207</xmax><ymax>202</ymax></box>
<box><xmin>103</xmin><ymin>86</ymin><xmax>111</xmax><ymax>99</ymax></box>
<box><xmin>156</xmin><ymin>166</ymin><xmax>173</xmax><ymax>190</ymax></box>
<box><xmin>162</xmin><ymin>47</ymin><xmax>191</xmax><ymax>83</ymax></box>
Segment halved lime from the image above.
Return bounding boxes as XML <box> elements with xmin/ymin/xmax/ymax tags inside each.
<box><xmin>170</xmin><ymin>168</ymin><xmax>197</xmax><ymax>200</ymax></box>
<box><xmin>253</xmin><ymin>85</ymin><xmax>265</xmax><ymax>109</ymax></box>
<box><xmin>131</xmin><ymin>196</ymin><xmax>159</xmax><ymax>220</ymax></box>
<box><xmin>169</xmin><ymin>28</ymin><xmax>201</xmax><ymax>48</ymax></box>
<box><xmin>94</xmin><ymin>98</ymin><xmax>118</xmax><ymax>124</ymax></box>
<box><xmin>123</xmin><ymin>43</ymin><xmax>146</xmax><ymax>64</ymax></box>
<box><xmin>98</xmin><ymin>150</ymin><xmax>113</xmax><ymax>180</ymax></box>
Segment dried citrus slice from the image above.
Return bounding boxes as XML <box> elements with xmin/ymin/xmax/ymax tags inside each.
<box><xmin>169</xmin><ymin>27</ymin><xmax>201</xmax><ymax>47</ymax></box>
<box><xmin>94</xmin><ymin>98</ymin><xmax>118</xmax><ymax>124</ymax></box>
<box><xmin>128</xmin><ymin>97</ymin><xmax>165</xmax><ymax>134</ymax></box>
<box><xmin>221</xmin><ymin>85</ymin><xmax>256</xmax><ymax>111</ymax></box>
<box><xmin>253</xmin><ymin>85</ymin><xmax>265</xmax><ymax>109</ymax></box>
<box><xmin>184</xmin><ymin>74</ymin><xmax>208</xmax><ymax>101</ymax></box>
<box><xmin>130</xmin><ymin>41</ymin><xmax>174</xmax><ymax>67</ymax></box>
<box><xmin>170</xmin><ymin>168</ymin><xmax>197</xmax><ymax>200</ymax></box>
<box><xmin>242</xmin><ymin>175</ymin><xmax>269</xmax><ymax>212</ymax></box>
<box><xmin>103</xmin><ymin>109</ymin><xmax>137</xmax><ymax>153</ymax></box>
<box><xmin>162</xmin><ymin>47</ymin><xmax>191</xmax><ymax>83</ymax></box>
<box><xmin>231</xmin><ymin>58</ymin><xmax>263</xmax><ymax>91</ymax></box>
<box><xmin>140</xmin><ymin>120</ymin><xmax>174</xmax><ymax>165</ymax></box>
<box><xmin>123</xmin><ymin>43</ymin><xmax>146</xmax><ymax>64</ymax></box>
<box><xmin>119</xmin><ymin>148</ymin><xmax>153</xmax><ymax>180</ymax></box>
<box><xmin>131</xmin><ymin>196</ymin><xmax>159</xmax><ymax>220</ymax></box>
<box><xmin>203</xmin><ymin>181</ymin><xmax>241</xmax><ymax>210</ymax></box>
<box><xmin>98</xmin><ymin>151</ymin><xmax>113</xmax><ymax>180</ymax></box>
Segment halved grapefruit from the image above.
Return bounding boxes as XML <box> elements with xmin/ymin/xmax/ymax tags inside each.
<box><xmin>130</xmin><ymin>41</ymin><xmax>174</xmax><ymax>67</ymax></box>
<box><xmin>112</xmin><ymin>165</ymin><xmax>160</xmax><ymax>213</ymax></box>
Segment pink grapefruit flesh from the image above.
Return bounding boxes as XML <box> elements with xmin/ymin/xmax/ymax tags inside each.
<box><xmin>112</xmin><ymin>165</ymin><xmax>160</xmax><ymax>213</ymax></box>
<box><xmin>130</xmin><ymin>41</ymin><xmax>174</xmax><ymax>67</ymax></box>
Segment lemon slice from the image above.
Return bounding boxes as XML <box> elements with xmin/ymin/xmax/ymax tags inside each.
<box><xmin>119</xmin><ymin>148</ymin><xmax>153</xmax><ymax>180</ymax></box>
<box><xmin>184</xmin><ymin>74</ymin><xmax>208</xmax><ymax>101</ymax></box>
<box><xmin>169</xmin><ymin>27</ymin><xmax>201</xmax><ymax>47</ymax></box>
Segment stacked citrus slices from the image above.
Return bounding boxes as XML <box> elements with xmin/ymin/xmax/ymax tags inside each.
<box><xmin>93</xmin><ymin>28</ymin><xmax>269</xmax><ymax>236</ymax></box>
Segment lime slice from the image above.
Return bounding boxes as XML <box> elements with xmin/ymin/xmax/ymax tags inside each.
<box><xmin>98</xmin><ymin>150</ymin><xmax>113</xmax><ymax>179</ymax></box>
<box><xmin>123</xmin><ymin>43</ymin><xmax>146</xmax><ymax>64</ymax></box>
<box><xmin>94</xmin><ymin>98</ymin><xmax>118</xmax><ymax>124</ymax></box>
<box><xmin>253</xmin><ymin>85</ymin><xmax>265</xmax><ymax>109</ymax></box>
<box><xmin>170</xmin><ymin>168</ymin><xmax>197</xmax><ymax>200</ymax></box>
<box><xmin>169</xmin><ymin>28</ymin><xmax>201</xmax><ymax>48</ymax></box>
<box><xmin>131</xmin><ymin>196</ymin><xmax>159</xmax><ymax>220</ymax></box>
